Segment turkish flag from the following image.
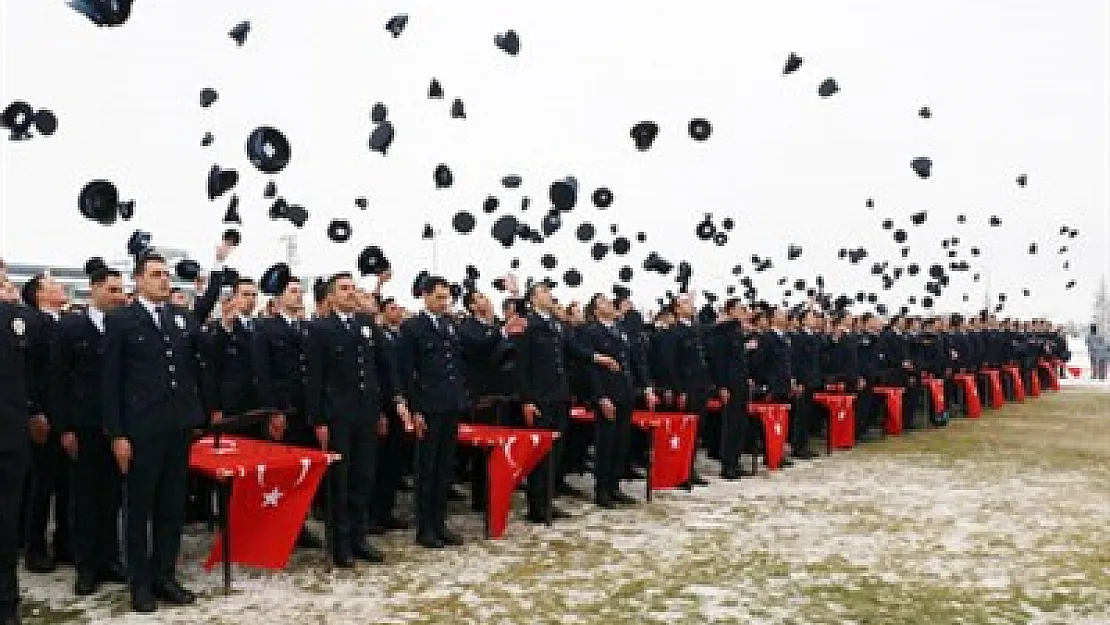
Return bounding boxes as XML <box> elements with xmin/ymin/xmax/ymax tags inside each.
<box><xmin>872</xmin><ymin>387</ymin><xmax>905</xmax><ymax>435</ymax></box>
<box><xmin>191</xmin><ymin>437</ymin><xmax>329</xmax><ymax>570</ymax></box>
<box><xmin>1027</xmin><ymin>370</ymin><xmax>1041</xmax><ymax>397</ymax></box>
<box><xmin>632</xmin><ymin>411</ymin><xmax>697</xmax><ymax>489</ymax></box>
<box><xmin>486</xmin><ymin>428</ymin><xmax>554</xmax><ymax>538</ymax></box>
<box><xmin>981</xmin><ymin>370</ymin><xmax>1005</xmax><ymax>409</ymax></box>
<box><xmin>953</xmin><ymin>374</ymin><xmax>981</xmax><ymax>419</ymax></box>
<box><xmin>814</xmin><ymin>393</ymin><xmax>856</xmax><ymax>449</ymax></box>
<box><xmin>748</xmin><ymin>403</ymin><xmax>790</xmax><ymax>470</ymax></box>
<box><xmin>1002</xmin><ymin>366</ymin><xmax>1026</xmax><ymax>402</ymax></box>
<box><xmin>1039</xmin><ymin>360</ymin><xmax>1060</xmax><ymax>391</ymax></box>
<box><xmin>922</xmin><ymin>377</ymin><xmax>946</xmax><ymax>414</ymax></box>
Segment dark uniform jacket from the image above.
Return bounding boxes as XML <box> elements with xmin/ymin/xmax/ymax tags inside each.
<box><xmin>252</xmin><ymin>314</ymin><xmax>311</xmax><ymax>425</ymax></box>
<box><xmin>101</xmin><ymin>300</ymin><xmax>217</xmax><ymax>439</ymax></box>
<box><xmin>305</xmin><ymin>312</ymin><xmax>402</xmax><ymax>426</ymax></box>
<box><xmin>579</xmin><ymin>321</ymin><xmax>650</xmax><ymax>407</ymax></box>
<box><xmin>397</xmin><ymin>312</ymin><xmax>490</xmax><ymax>415</ymax></box>
<box><xmin>516</xmin><ymin>311</ymin><xmax>594</xmax><ymax>404</ymax></box>
<box><xmin>50</xmin><ymin>310</ymin><xmax>109</xmax><ymax>432</ymax></box>
<box><xmin>0</xmin><ymin>302</ymin><xmax>48</xmax><ymax>450</ymax></box>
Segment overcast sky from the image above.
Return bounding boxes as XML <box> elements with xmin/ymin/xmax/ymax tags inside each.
<box><xmin>1</xmin><ymin>1</ymin><xmax>1107</xmax><ymax>322</ymax></box>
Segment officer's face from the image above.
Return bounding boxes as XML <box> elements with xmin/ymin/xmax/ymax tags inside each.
<box><xmin>136</xmin><ymin>260</ymin><xmax>172</xmax><ymax>302</ymax></box>
<box><xmin>384</xmin><ymin>302</ymin><xmax>404</xmax><ymax>325</ymax></box>
<box><xmin>39</xmin><ymin>277</ymin><xmax>69</xmax><ymax>309</ymax></box>
<box><xmin>593</xmin><ymin>296</ymin><xmax>615</xmax><ymax>320</ymax></box>
<box><xmin>675</xmin><ymin>297</ymin><xmax>694</xmax><ymax>318</ymax></box>
<box><xmin>93</xmin><ymin>275</ymin><xmax>127</xmax><ymax>311</ymax></box>
<box><xmin>330</xmin><ymin>278</ymin><xmax>357</xmax><ymax>312</ymax></box>
<box><xmin>0</xmin><ymin>277</ymin><xmax>17</xmax><ymax>303</ymax></box>
<box><xmin>530</xmin><ymin>285</ymin><xmax>552</xmax><ymax>312</ymax></box>
<box><xmin>280</xmin><ymin>282</ymin><xmax>304</xmax><ymax>312</ymax></box>
<box><xmin>425</xmin><ymin>284</ymin><xmax>452</xmax><ymax>314</ymax></box>
<box><xmin>234</xmin><ymin>283</ymin><xmax>259</xmax><ymax>316</ymax></box>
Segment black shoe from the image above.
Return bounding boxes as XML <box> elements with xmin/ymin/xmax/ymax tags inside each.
<box><xmin>332</xmin><ymin>550</ymin><xmax>355</xmax><ymax>568</ymax></box>
<box><xmin>1</xmin><ymin>609</ymin><xmax>20</xmax><ymax>625</ymax></box>
<box><xmin>556</xmin><ymin>482</ymin><xmax>588</xmax><ymax>499</ymax></box>
<box><xmin>153</xmin><ymin>579</ymin><xmax>196</xmax><ymax>605</ymax></box>
<box><xmin>610</xmin><ymin>490</ymin><xmax>637</xmax><ymax>505</ymax></box>
<box><xmin>446</xmin><ymin>485</ymin><xmax>467</xmax><ymax>502</ymax></box>
<box><xmin>595</xmin><ymin>493</ymin><xmax>617</xmax><ymax>509</ymax></box>
<box><xmin>794</xmin><ymin>449</ymin><xmax>819</xmax><ymax>460</ymax></box>
<box><xmin>438</xmin><ymin>528</ymin><xmax>464</xmax><ymax>547</ymax></box>
<box><xmin>779</xmin><ymin>458</ymin><xmax>795</xmax><ymax>468</ymax></box>
<box><xmin>378</xmin><ymin>516</ymin><xmax>410</xmax><ymax>532</ymax></box>
<box><xmin>97</xmin><ymin>562</ymin><xmax>128</xmax><ymax>584</ymax></box>
<box><xmin>721</xmin><ymin>468</ymin><xmax>743</xmax><ymax>481</ymax></box>
<box><xmin>130</xmin><ymin>587</ymin><xmax>157</xmax><ymax>613</ymax></box>
<box><xmin>351</xmin><ymin>541</ymin><xmax>385</xmax><ymax>564</ymax></box>
<box><xmin>53</xmin><ymin>545</ymin><xmax>74</xmax><ymax>566</ymax></box>
<box><xmin>398</xmin><ymin>476</ymin><xmax>415</xmax><ymax>492</ymax></box>
<box><xmin>25</xmin><ymin>550</ymin><xmax>56</xmax><ymax>574</ymax></box>
<box><xmin>550</xmin><ymin>506</ymin><xmax>572</xmax><ymax>520</ymax></box>
<box><xmin>415</xmin><ymin>533</ymin><xmax>445</xmax><ymax>549</ymax></box>
<box><xmin>621</xmin><ymin>467</ymin><xmax>646</xmax><ymax>480</ymax></box>
<box><xmin>689</xmin><ymin>473</ymin><xmax>710</xmax><ymax>487</ymax></box>
<box><xmin>295</xmin><ymin>529</ymin><xmax>324</xmax><ymax>549</ymax></box>
<box><xmin>75</xmin><ymin>569</ymin><xmax>99</xmax><ymax>596</ymax></box>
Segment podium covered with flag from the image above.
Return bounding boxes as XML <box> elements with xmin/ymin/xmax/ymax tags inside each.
<box><xmin>189</xmin><ymin>435</ymin><xmax>338</xmax><ymax>592</ymax></box>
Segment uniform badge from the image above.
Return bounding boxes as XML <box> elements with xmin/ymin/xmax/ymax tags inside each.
<box><xmin>175</xmin><ymin>314</ymin><xmax>186</xmax><ymax>330</ymax></box>
<box><xmin>361</xmin><ymin>326</ymin><xmax>371</xmax><ymax>339</ymax></box>
<box><xmin>12</xmin><ymin>317</ymin><xmax>26</xmax><ymax>337</ymax></box>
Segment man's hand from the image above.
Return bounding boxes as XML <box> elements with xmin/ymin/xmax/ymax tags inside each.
<box><xmin>599</xmin><ymin>397</ymin><xmax>616</xmax><ymax>421</ymax></box>
<box><xmin>677</xmin><ymin>393</ymin><xmax>688</xmax><ymax>411</ymax></box>
<box><xmin>112</xmin><ymin>437</ymin><xmax>132</xmax><ymax>474</ymax></box>
<box><xmin>314</xmin><ymin>424</ymin><xmax>329</xmax><ymax>450</ymax></box>
<box><xmin>268</xmin><ymin>414</ymin><xmax>286</xmax><ymax>441</ymax></box>
<box><xmin>215</xmin><ymin>241</ymin><xmax>233</xmax><ymax>264</ymax></box>
<box><xmin>411</xmin><ymin>413</ymin><xmax>427</xmax><ymax>439</ymax></box>
<box><xmin>396</xmin><ymin>402</ymin><xmax>411</xmax><ymax>423</ymax></box>
<box><xmin>644</xmin><ymin>388</ymin><xmax>659</xmax><ymax>410</ymax></box>
<box><xmin>28</xmin><ymin>415</ymin><xmax>49</xmax><ymax>445</ymax></box>
<box><xmin>505</xmin><ymin>274</ymin><xmax>521</xmax><ymax>297</ymax></box>
<box><xmin>521</xmin><ymin>403</ymin><xmax>540</xmax><ymax>427</ymax></box>
<box><xmin>61</xmin><ymin>431</ymin><xmax>79</xmax><ymax>459</ymax></box>
<box><xmin>718</xmin><ymin>388</ymin><xmax>731</xmax><ymax>404</ymax></box>
<box><xmin>594</xmin><ymin>353</ymin><xmax>620</xmax><ymax>372</ymax></box>
<box><xmin>857</xmin><ymin>377</ymin><xmax>867</xmax><ymax>389</ymax></box>
<box><xmin>210</xmin><ymin>411</ymin><xmax>224</xmax><ymax>426</ymax></box>
<box><xmin>661</xmin><ymin>390</ymin><xmax>674</xmax><ymax>407</ymax></box>
<box><xmin>377</xmin><ymin>415</ymin><xmax>389</xmax><ymax>437</ymax></box>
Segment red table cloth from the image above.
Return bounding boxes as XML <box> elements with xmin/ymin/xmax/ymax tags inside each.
<box><xmin>189</xmin><ymin>435</ymin><xmax>333</xmax><ymax>570</ymax></box>
<box><xmin>747</xmin><ymin>403</ymin><xmax>791</xmax><ymax>470</ymax></box>
<box><xmin>1027</xmin><ymin>369</ymin><xmax>1041</xmax><ymax>397</ymax></box>
<box><xmin>871</xmin><ymin>386</ymin><xmax>905</xmax><ymax>435</ymax></box>
<box><xmin>631</xmin><ymin>410</ymin><xmax>698</xmax><ymax>489</ymax></box>
<box><xmin>1002</xmin><ymin>365</ymin><xmax>1026</xmax><ymax>402</ymax></box>
<box><xmin>813</xmin><ymin>392</ymin><xmax>856</xmax><ymax>450</ymax></box>
<box><xmin>922</xmin><ymin>377</ymin><xmax>946</xmax><ymax>414</ymax></box>
<box><xmin>952</xmin><ymin>374</ymin><xmax>982</xmax><ymax>419</ymax></box>
<box><xmin>456</xmin><ymin>423</ymin><xmax>557</xmax><ymax>539</ymax></box>
<box><xmin>1039</xmin><ymin>359</ymin><xmax>1060</xmax><ymax>391</ymax></box>
<box><xmin>981</xmin><ymin>369</ymin><xmax>1005</xmax><ymax>409</ymax></box>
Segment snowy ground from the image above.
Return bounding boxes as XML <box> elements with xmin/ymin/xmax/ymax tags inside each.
<box><xmin>20</xmin><ymin>386</ymin><xmax>1110</xmax><ymax>625</ymax></box>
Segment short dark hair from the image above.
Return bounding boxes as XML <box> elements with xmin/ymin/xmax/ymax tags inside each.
<box><xmin>325</xmin><ymin>272</ymin><xmax>353</xmax><ymax>295</ymax></box>
<box><xmin>425</xmin><ymin>276</ymin><xmax>450</xmax><ymax>294</ymax></box>
<box><xmin>21</xmin><ymin>274</ymin><xmax>45</xmax><ymax>307</ymax></box>
<box><xmin>233</xmin><ymin>278</ymin><xmax>257</xmax><ymax>295</ymax></box>
<box><xmin>90</xmin><ymin>267</ymin><xmax>122</xmax><ymax>285</ymax></box>
<box><xmin>584</xmin><ymin>293</ymin><xmax>604</xmax><ymax>323</ymax></box>
<box><xmin>133</xmin><ymin>253</ymin><xmax>166</xmax><ymax>278</ymax></box>
<box><xmin>722</xmin><ymin>298</ymin><xmax>742</xmax><ymax>314</ymax></box>
<box><xmin>381</xmin><ymin>297</ymin><xmax>396</xmax><ymax>308</ymax></box>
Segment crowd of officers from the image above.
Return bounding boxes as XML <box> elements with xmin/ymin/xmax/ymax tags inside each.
<box><xmin>0</xmin><ymin>246</ymin><xmax>1071</xmax><ymax>621</ymax></box>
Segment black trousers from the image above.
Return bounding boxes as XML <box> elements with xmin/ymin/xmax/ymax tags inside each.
<box><xmin>683</xmin><ymin>390</ymin><xmax>709</xmax><ymax>477</ymax></box>
<box><xmin>0</xmin><ymin>443</ymin><xmax>29</xmax><ymax>616</ymax></box>
<box><xmin>593</xmin><ymin>402</ymin><xmax>632</xmax><ymax>497</ymax></box>
<box><xmin>526</xmin><ymin>401</ymin><xmax>568</xmax><ymax>517</ymax></box>
<box><xmin>25</xmin><ymin>432</ymin><xmax>70</xmax><ymax>556</ymax></box>
<box><xmin>370</xmin><ymin>409</ymin><xmax>406</xmax><ymax>525</ymax></box>
<box><xmin>125</xmin><ymin>429</ymin><xmax>189</xmax><ymax>592</ymax></box>
<box><xmin>414</xmin><ymin>412</ymin><xmax>461</xmax><ymax>536</ymax></box>
<box><xmin>719</xmin><ymin>387</ymin><xmax>750</xmax><ymax>471</ymax></box>
<box><xmin>70</xmin><ymin>427</ymin><xmax>122</xmax><ymax>574</ymax></box>
<box><xmin>790</xmin><ymin>391</ymin><xmax>816</xmax><ymax>453</ymax></box>
<box><xmin>326</xmin><ymin>419</ymin><xmax>378</xmax><ymax>552</ymax></box>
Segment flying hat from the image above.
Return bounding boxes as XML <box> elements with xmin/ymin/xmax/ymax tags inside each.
<box><xmin>783</xmin><ymin>52</ymin><xmax>803</xmax><ymax>74</ymax></box>
<box><xmin>69</xmin><ymin>0</ymin><xmax>133</xmax><ymax>26</ymax></box>
<box><xmin>175</xmin><ymin>259</ymin><xmax>201</xmax><ymax>281</ymax></box>
<box><xmin>247</xmin><ymin>126</ymin><xmax>292</xmax><ymax>174</ymax></box>
<box><xmin>200</xmin><ymin>88</ymin><xmax>218</xmax><ymax>108</ymax></box>
<box><xmin>327</xmin><ymin>219</ymin><xmax>352</xmax><ymax>243</ymax></box>
<box><xmin>385</xmin><ymin>14</ymin><xmax>408</xmax><ymax>37</ymax></box>
<box><xmin>688</xmin><ymin>118</ymin><xmax>712</xmax><ymax>141</ymax></box>
<box><xmin>494</xmin><ymin>29</ymin><xmax>520</xmax><ymax>56</ymax></box>
<box><xmin>630</xmin><ymin>121</ymin><xmax>659</xmax><ymax>151</ymax></box>
<box><xmin>358</xmin><ymin>246</ymin><xmax>390</xmax><ymax>276</ymax></box>
<box><xmin>910</xmin><ymin>157</ymin><xmax>932</xmax><ymax>179</ymax></box>
<box><xmin>817</xmin><ymin>78</ymin><xmax>839</xmax><ymax>97</ymax></box>
<box><xmin>453</xmin><ymin>211</ymin><xmax>477</xmax><ymax>234</ymax></box>
<box><xmin>434</xmin><ymin>164</ymin><xmax>454</xmax><ymax>188</ymax></box>
<box><xmin>78</xmin><ymin>179</ymin><xmax>119</xmax><ymax>225</ymax></box>
<box><xmin>127</xmin><ymin>230</ymin><xmax>152</xmax><ymax>258</ymax></box>
<box><xmin>222</xmin><ymin>195</ymin><xmax>241</xmax><ymax>224</ymax></box>
<box><xmin>260</xmin><ymin>263</ymin><xmax>293</xmax><ymax>296</ymax></box>
<box><xmin>207</xmin><ymin>165</ymin><xmax>239</xmax><ymax>200</ymax></box>
<box><xmin>368</xmin><ymin>122</ymin><xmax>395</xmax><ymax>154</ymax></box>
<box><xmin>451</xmin><ymin>98</ymin><xmax>466</xmax><ymax>119</ymax></box>
<box><xmin>229</xmin><ymin>20</ymin><xmax>251</xmax><ymax>46</ymax></box>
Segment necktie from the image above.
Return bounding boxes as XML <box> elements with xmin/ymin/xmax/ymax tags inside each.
<box><xmin>153</xmin><ymin>305</ymin><xmax>164</xmax><ymax>329</ymax></box>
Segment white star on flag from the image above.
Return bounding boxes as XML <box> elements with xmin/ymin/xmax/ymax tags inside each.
<box><xmin>837</xmin><ymin>410</ymin><xmax>845</xmax><ymax>421</ymax></box>
<box><xmin>262</xmin><ymin>486</ymin><xmax>284</xmax><ymax>508</ymax></box>
<box><xmin>669</xmin><ymin>435</ymin><xmax>680</xmax><ymax>450</ymax></box>
<box><xmin>774</xmin><ymin>423</ymin><xmax>783</xmax><ymax>437</ymax></box>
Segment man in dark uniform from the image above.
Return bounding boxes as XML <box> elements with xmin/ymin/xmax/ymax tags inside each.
<box><xmin>50</xmin><ymin>263</ymin><xmax>129</xmax><ymax>596</ymax></box>
<box><xmin>305</xmin><ymin>272</ymin><xmax>410</xmax><ymax>566</ymax></box>
<box><xmin>657</xmin><ymin>294</ymin><xmax>716</xmax><ymax>485</ymax></box>
<box><xmin>854</xmin><ymin>314</ymin><xmax>884</xmax><ymax>439</ymax></box>
<box><xmin>710</xmin><ymin>299</ymin><xmax>759</xmax><ymax>478</ymax></box>
<box><xmin>210</xmin><ymin>278</ymin><xmax>260</xmax><ymax>419</ymax></box>
<box><xmin>788</xmin><ymin>309</ymin><xmax>821</xmax><ymax>459</ymax></box>
<box><xmin>102</xmin><ymin>253</ymin><xmax>221</xmax><ymax>613</ymax></box>
<box><xmin>580</xmin><ymin>293</ymin><xmax>655</xmax><ymax>507</ymax></box>
<box><xmin>754</xmin><ymin>308</ymin><xmax>796</xmax><ymax>463</ymax></box>
<box><xmin>516</xmin><ymin>282</ymin><xmax>618</xmax><ymax>522</ymax></box>
<box><xmin>20</xmin><ymin>274</ymin><xmax>71</xmax><ymax>573</ymax></box>
<box><xmin>398</xmin><ymin>277</ymin><xmax>524</xmax><ymax>547</ymax></box>
<box><xmin>368</xmin><ymin>297</ymin><xmax>411</xmax><ymax>534</ymax></box>
<box><xmin>1</xmin><ymin>289</ymin><xmax>49</xmax><ymax>625</ymax></box>
<box><xmin>251</xmin><ymin>271</ymin><xmax>323</xmax><ymax>548</ymax></box>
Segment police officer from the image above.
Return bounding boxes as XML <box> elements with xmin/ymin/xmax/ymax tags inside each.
<box><xmin>210</xmin><ymin>278</ymin><xmax>260</xmax><ymax>419</ymax></box>
<box><xmin>102</xmin><ymin>253</ymin><xmax>221</xmax><ymax>613</ymax></box>
<box><xmin>305</xmin><ymin>272</ymin><xmax>409</xmax><ymax>566</ymax></box>
<box><xmin>789</xmin><ymin>309</ymin><xmax>822</xmax><ymax>460</ymax></box>
<box><xmin>1</xmin><ymin>288</ymin><xmax>49</xmax><ymax>625</ymax></box>
<box><xmin>368</xmin><ymin>297</ymin><xmax>411</xmax><ymax>534</ymax></box>
<box><xmin>710</xmin><ymin>299</ymin><xmax>759</xmax><ymax>479</ymax></box>
<box><xmin>657</xmin><ymin>294</ymin><xmax>715</xmax><ymax>486</ymax></box>
<box><xmin>50</xmin><ymin>262</ymin><xmax>129</xmax><ymax>596</ymax></box>
<box><xmin>20</xmin><ymin>274</ymin><xmax>71</xmax><ymax>573</ymax></box>
<box><xmin>516</xmin><ymin>282</ymin><xmax>618</xmax><ymax>522</ymax></box>
<box><xmin>251</xmin><ymin>270</ymin><xmax>322</xmax><ymax>548</ymax></box>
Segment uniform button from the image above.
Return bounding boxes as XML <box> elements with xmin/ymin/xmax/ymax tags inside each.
<box><xmin>170</xmin><ymin>380</ymin><xmax>178</xmax><ymax>389</ymax></box>
<box><xmin>357</xmin><ymin>357</ymin><xmax>364</xmax><ymax>364</ymax></box>
<box><xmin>448</xmin><ymin>375</ymin><xmax>456</xmax><ymax>382</ymax></box>
<box><xmin>168</xmin><ymin>365</ymin><xmax>176</xmax><ymax>372</ymax></box>
<box><xmin>359</xmin><ymin>383</ymin><xmax>366</xmax><ymax>391</ymax></box>
<box><xmin>165</xmin><ymin>350</ymin><xmax>173</xmax><ymax>357</ymax></box>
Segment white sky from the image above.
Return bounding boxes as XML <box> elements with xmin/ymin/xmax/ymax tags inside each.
<box><xmin>1</xmin><ymin>1</ymin><xmax>1107</xmax><ymax>321</ymax></box>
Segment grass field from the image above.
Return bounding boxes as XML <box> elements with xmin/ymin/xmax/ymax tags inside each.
<box><xmin>19</xmin><ymin>385</ymin><xmax>1110</xmax><ymax>624</ymax></box>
